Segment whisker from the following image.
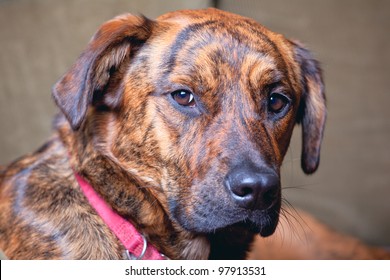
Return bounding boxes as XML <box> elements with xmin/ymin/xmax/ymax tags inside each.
<box><xmin>280</xmin><ymin>198</ymin><xmax>312</xmax><ymax>245</ymax></box>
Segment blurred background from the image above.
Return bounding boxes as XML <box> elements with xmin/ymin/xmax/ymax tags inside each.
<box><xmin>0</xmin><ymin>0</ymin><xmax>389</xmax><ymax>247</ymax></box>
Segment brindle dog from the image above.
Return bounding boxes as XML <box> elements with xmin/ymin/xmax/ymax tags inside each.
<box><xmin>0</xmin><ymin>8</ymin><xmax>326</xmax><ymax>259</ymax></box>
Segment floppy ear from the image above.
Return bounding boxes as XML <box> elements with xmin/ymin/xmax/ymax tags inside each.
<box><xmin>52</xmin><ymin>14</ymin><xmax>154</xmax><ymax>130</ymax></box>
<box><xmin>292</xmin><ymin>41</ymin><xmax>327</xmax><ymax>174</ymax></box>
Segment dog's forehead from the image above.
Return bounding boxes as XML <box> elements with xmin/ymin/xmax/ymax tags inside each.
<box><xmin>149</xmin><ymin>9</ymin><xmax>300</xmax><ymax>92</ymax></box>
<box><xmin>157</xmin><ymin>8</ymin><xmax>266</xmax><ymax>31</ymax></box>
<box><xmin>156</xmin><ymin>8</ymin><xmax>287</xmax><ymax>49</ymax></box>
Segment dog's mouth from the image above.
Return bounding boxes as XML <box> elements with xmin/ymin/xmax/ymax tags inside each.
<box><xmin>215</xmin><ymin>214</ymin><xmax>280</xmax><ymax>238</ymax></box>
<box><xmin>168</xmin><ymin>168</ymin><xmax>282</xmax><ymax>237</ymax></box>
<box><xmin>221</xmin><ymin>204</ymin><xmax>281</xmax><ymax>237</ymax></box>
<box><xmin>170</xmin><ymin>196</ymin><xmax>281</xmax><ymax>237</ymax></box>
<box><xmin>244</xmin><ymin>209</ymin><xmax>280</xmax><ymax>237</ymax></box>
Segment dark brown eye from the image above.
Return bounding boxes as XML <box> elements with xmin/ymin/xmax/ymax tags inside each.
<box><xmin>171</xmin><ymin>90</ymin><xmax>196</xmax><ymax>107</ymax></box>
<box><xmin>268</xmin><ymin>92</ymin><xmax>289</xmax><ymax>113</ymax></box>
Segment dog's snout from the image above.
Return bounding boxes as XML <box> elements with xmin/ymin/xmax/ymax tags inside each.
<box><xmin>224</xmin><ymin>165</ymin><xmax>280</xmax><ymax>210</ymax></box>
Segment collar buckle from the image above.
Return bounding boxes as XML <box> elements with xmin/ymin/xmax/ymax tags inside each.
<box><xmin>125</xmin><ymin>235</ymin><xmax>148</xmax><ymax>260</ymax></box>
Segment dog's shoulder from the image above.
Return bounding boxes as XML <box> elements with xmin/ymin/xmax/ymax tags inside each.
<box><xmin>0</xmin><ymin>136</ymin><xmax>72</xmax><ymax>198</ymax></box>
<box><xmin>0</xmin><ymin>136</ymin><xmax>123</xmax><ymax>259</ymax></box>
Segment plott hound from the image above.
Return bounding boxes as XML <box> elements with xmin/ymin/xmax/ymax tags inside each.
<box><xmin>0</xmin><ymin>8</ymin><xmax>327</xmax><ymax>259</ymax></box>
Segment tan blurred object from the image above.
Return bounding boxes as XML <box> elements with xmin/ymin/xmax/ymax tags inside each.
<box><xmin>249</xmin><ymin>209</ymin><xmax>390</xmax><ymax>260</ymax></box>
<box><xmin>0</xmin><ymin>249</ymin><xmax>8</xmax><ymax>260</ymax></box>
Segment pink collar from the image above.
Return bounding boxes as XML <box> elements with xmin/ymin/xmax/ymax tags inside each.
<box><xmin>75</xmin><ymin>173</ymin><xmax>165</xmax><ymax>260</ymax></box>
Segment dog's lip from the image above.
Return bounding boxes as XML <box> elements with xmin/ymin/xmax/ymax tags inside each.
<box><xmin>169</xmin><ymin>193</ymin><xmax>281</xmax><ymax>235</ymax></box>
<box><xmin>258</xmin><ymin>217</ymin><xmax>279</xmax><ymax>237</ymax></box>
<box><xmin>235</xmin><ymin>213</ymin><xmax>280</xmax><ymax>237</ymax></box>
<box><xmin>211</xmin><ymin>214</ymin><xmax>279</xmax><ymax>238</ymax></box>
<box><xmin>234</xmin><ymin>200</ymin><xmax>281</xmax><ymax>237</ymax></box>
<box><xmin>204</xmin><ymin>206</ymin><xmax>281</xmax><ymax>237</ymax></box>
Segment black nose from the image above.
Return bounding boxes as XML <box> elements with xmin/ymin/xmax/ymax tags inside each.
<box><xmin>224</xmin><ymin>165</ymin><xmax>280</xmax><ymax>210</ymax></box>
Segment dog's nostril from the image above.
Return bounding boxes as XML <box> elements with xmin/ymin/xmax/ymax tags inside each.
<box><xmin>233</xmin><ymin>181</ymin><xmax>255</xmax><ymax>197</ymax></box>
<box><xmin>240</xmin><ymin>186</ymin><xmax>253</xmax><ymax>197</ymax></box>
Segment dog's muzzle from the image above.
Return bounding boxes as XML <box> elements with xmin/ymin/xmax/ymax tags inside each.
<box><xmin>169</xmin><ymin>162</ymin><xmax>281</xmax><ymax>237</ymax></box>
<box><xmin>222</xmin><ymin>163</ymin><xmax>281</xmax><ymax>237</ymax></box>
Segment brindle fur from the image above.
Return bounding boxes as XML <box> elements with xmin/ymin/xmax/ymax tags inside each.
<box><xmin>0</xmin><ymin>8</ymin><xmax>325</xmax><ymax>259</ymax></box>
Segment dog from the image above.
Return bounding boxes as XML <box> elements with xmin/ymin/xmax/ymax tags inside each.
<box><xmin>0</xmin><ymin>8</ymin><xmax>326</xmax><ymax>259</ymax></box>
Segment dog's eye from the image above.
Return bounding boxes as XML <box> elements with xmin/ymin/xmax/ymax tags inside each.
<box><xmin>171</xmin><ymin>90</ymin><xmax>196</xmax><ymax>107</ymax></box>
<box><xmin>268</xmin><ymin>92</ymin><xmax>289</xmax><ymax>113</ymax></box>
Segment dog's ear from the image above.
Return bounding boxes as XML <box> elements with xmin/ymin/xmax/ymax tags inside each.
<box><xmin>292</xmin><ymin>41</ymin><xmax>326</xmax><ymax>174</ymax></box>
<box><xmin>52</xmin><ymin>14</ymin><xmax>154</xmax><ymax>130</ymax></box>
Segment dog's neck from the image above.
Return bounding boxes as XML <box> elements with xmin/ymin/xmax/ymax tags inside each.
<box><xmin>55</xmin><ymin>114</ymin><xmax>210</xmax><ymax>259</ymax></box>
<box><xmin>56</xmin><ymin>114</ymin><xmax>254</xmax><ymax>259</ymax></box>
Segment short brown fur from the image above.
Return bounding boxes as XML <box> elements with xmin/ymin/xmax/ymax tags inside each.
<box><xmin>0</xmin><ymin>8</ymin><xmax>326</xmax><ymax>259</ymax></box>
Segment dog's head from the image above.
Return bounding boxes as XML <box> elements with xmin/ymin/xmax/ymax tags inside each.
<box><xmin>53</xmin><ymin>9</ymin><xmax>326</xmax><ymax>237</ymax></box>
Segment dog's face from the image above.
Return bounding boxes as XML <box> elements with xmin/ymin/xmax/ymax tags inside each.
<box><xmin>53</xmin><ymin>9</ymin><xmax>325</xmax><ymax>237</ymax></box>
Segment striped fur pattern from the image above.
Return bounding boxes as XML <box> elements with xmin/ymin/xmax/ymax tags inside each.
<box><xmin>0</xmin><ymin>8</ymin><xmax>325</xmax><ymax>259</ymax></box>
